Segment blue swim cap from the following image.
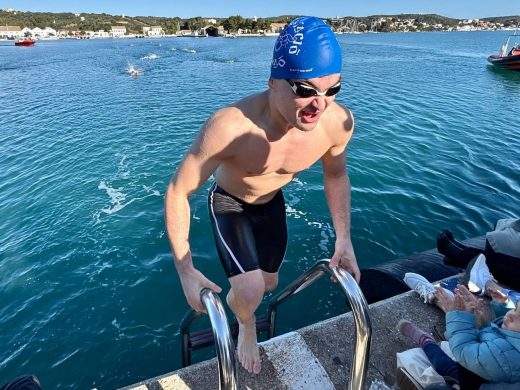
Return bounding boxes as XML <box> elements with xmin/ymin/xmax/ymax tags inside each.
<box><xmin>271</xmin><ymin>16</ymin><xmax>342</xmax><ymax>79</ymax></box>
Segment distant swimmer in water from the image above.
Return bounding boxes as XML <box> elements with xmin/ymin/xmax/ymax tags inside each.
<box><xmin>127</xmin><ymin>64</ymin><xmax>141</xmax><ymax>77</ymax></box>
<box><xmin>165</xmin><ymin>16</ymin><xmax>358</xmax><ymax>375</ymax></box>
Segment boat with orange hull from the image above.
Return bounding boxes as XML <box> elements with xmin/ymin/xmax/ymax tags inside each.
<box><xmin>15</xmin><ymin>39</ymin><xmax>36</xmax><ymax>46</ymax></box>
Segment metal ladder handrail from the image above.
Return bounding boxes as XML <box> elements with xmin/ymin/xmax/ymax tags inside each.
<box><xmin>267</xmin><ymin>259</ymin><xmax>372</xmax><ymax>390</ymax></box>
<box><xmin>180</xmin><ymin>288</ymin><xmax>237</xmax><ymax>390</ymax></box>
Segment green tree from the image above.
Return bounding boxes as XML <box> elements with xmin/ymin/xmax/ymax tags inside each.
<box><xmin>242</xmin><ymin>18</ymin><xmax>252</xmax><ymax>31</ymax></box>
<box><xmin>187</xmin><ymin>17</ymin><xmax>204</xmax><ymax>31</ymax></box>
<box><xmin>256</xmin><ymin>18</ymin><xmax>271</xmax><ymax>31</ymax></box>
<box><xmin>222</xmin><ymin>15</ymin><xmax>244</xmax><ymax>32</ymax></box>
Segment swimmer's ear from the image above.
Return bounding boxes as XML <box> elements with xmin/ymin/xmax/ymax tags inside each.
<box><xmin>268</xmin><ymin>77</ymin><xmax>275</xmax><ymax>89</ymax></box>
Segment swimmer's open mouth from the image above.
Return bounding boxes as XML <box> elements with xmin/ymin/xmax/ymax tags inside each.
<box><xmin>301</xmin><ymin>110</ymin><xmax>320</xmax><ymax>122</ymax></box>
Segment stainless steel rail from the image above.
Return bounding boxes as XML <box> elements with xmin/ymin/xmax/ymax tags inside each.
<box><xmin>267</xmin><ymin>259</ymin><xmax>372</xmax><ymax>390</ymax></box>
<box><xmin>180</xmin><ymin>288</ymin><xmax>237</xmax><ymax>390</ymax></box>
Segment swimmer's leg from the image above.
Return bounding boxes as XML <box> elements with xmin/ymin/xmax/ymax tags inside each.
<box><xmin>254</xmin><ymin>189</ymin><xmax>287</xmax><ymax>293</ymax></box>
<box><xmin>227</xmin><ymin>270</ymin><xmax>265</xmax><ymax>374</ymax></box>
<box><xmin>262</xmin><ymin>271</ymin><xmax>279</xmax><ymax>292</ymax></box>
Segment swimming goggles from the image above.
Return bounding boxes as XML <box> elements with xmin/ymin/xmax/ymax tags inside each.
<box><xmin>286</xmin><ymin>79</ymin><xmax>341</xmax><ymax>98</ymax></box>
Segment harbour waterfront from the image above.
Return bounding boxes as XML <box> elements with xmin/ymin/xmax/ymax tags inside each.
<box><xmin>1</xmin><ymin>31</ymin><xmax>519</xmax><ymax>389</ymax></box>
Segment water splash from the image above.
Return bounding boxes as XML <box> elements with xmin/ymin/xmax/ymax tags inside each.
<box><xmin>126</xmin><ymin>63</ymin><xmax>143</xmax><ymax>77</ymax></box>
<box><xmin>141</xmin><ymin>53</ymin><xmax>159</xmax><ymax>60</ymax></box>
<box><xmin>97</xmin><ymin>181</ymin><xmax>131</xmax><ymax>215</ymax></box>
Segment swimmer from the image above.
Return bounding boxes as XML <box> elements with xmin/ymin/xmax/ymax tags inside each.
<box><xmin>165</xmin><ymin>16</ymin><xmax>359</xmax><ymax>374</ymax></box>
<box><xmin>127</xmin><ymin>64</ymin><xmax>141</xmax><ymax>77</ymax></box>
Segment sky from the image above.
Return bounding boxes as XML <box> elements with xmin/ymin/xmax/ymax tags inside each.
<box><xmin>2</xmin><ymin>0</ymin><xmax>520</xmax><ymax>20</ymax></box>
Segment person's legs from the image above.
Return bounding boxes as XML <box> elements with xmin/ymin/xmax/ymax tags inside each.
<box><xmin>208</xmin><ymin>184</ymin><xmax>287</xmax><ymax>374</ymax></box>
<box><xmin>252</xmin><ymin>188</ymin><xmax>287</xmax><ymax>292</ymax></box>
<box><xmin>484</xmin><ymin>241</ymin><xmax>520</xmax><ymax>290</ymax></box>
<box><xmin>422</xmin><ymin>343</ymin><xmax>461</xmax><ymax>383</ymax></box>
<box><xmin>262</xmin><ymin>271</ymin><xmax>279</xmax><ymax>292</ymax></box>
<box><xmin>232</xmin><ymin>189</ymin><xmax>286</xmax><ymax>372</ymax></box>
<box><xmin>252</xmin><ymin>189</ymin><xmax>288</xmax><ymax>282</ymax></box>
<box><xmin>399</xmin><ymin>320</ymin><xmax>461</xmax><ymax>384</ymax></box>
<box><xmin>437</xmin><ymin>230</ymin><xmax>482</xmax><ymax>268</ymax></box>
<box><xmin>227</xmin><ymin>270</ymin><xmax>265</xmax><ymax>374</ymax></box>
<box><xmin>208</xmin><ymin>184</ymin><xmax>266</xmax><ymax>373</ymax></box>
<box><xmin>399</xmin><ymin>319</ymin><xmax>435</xmax><ymax>346</ymax></box>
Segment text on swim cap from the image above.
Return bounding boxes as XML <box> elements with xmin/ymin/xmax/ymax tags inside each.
<box><xmin>288</xmin><ymin>25</ymin><xmax>304</xmax><ymax>55</ymax></box>
<box><xmin>271</xmin><ymin>56</ymin><xmax>286</xmax><ymax>68</ymax></box>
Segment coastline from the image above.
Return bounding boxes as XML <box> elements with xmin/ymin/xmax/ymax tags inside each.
<box><xmin>1</xmin><ymin>27</ymin><xmax>517</xmax><ymax>43</ymax></box>
<box><xmin>2</xmin><ymin>9</ymin><xmax>518</xmax><ymax>40</ymax></box>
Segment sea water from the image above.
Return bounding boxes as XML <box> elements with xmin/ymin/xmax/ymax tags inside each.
<box><xmin>1</xmin><ymin>31</ymin><xmax>519</xmax><ymax>388</ymax></box>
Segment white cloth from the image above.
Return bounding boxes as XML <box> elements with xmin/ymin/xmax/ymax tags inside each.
<box><xmin>396</xmin><ymin>342</ymin><xmax>455</xmax><ymax>388</ymax></box>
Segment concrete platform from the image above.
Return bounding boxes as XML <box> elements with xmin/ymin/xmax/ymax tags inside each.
<box><xmin>121</xmin><ymin>236</ymin><xmax>485</xmax><ymax>389</ymax></box>
<box><xmin>120</xmin><ymin>287</ymin><xmax>452</xmax><ymax>389</ymax></box>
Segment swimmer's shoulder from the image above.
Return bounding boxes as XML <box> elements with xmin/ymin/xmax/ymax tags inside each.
<box><xmin>213</xmin><ymin>92</ymin><xmax>266</xmax><ymax>133</ymax></box>
<box><xmin>323</xmin><ymin>102</ymin><xmax>354</xmax><ymax>145</ymax></box>
<box><xmin>329</xmin><ymin>102</ymin><xmax>354</xmax><ymax>132</ymax></box>
<box><xmin>200</xmin><ymin>96</ymin><xmax>261</xmax><ymax>147</ymax></box>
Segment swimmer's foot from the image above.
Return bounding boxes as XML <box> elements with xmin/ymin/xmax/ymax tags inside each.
<box><xmin>237</xmin><ymin>316</ymin><xmax>261</xmax><ymax>374</ymax></box>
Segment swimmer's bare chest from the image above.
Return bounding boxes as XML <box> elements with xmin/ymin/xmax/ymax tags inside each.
<box><xmin>215</xmin><ymin>129</ymin><xmax>332</xmax><ymax>204</ymax></box>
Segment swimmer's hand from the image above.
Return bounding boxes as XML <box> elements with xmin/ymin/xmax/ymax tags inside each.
<box><xmin>179</xmin><ymin>268</ymin><xmax>222</xmax><ymax>313</ymax></box>
<box><xmin>329</xmin><ymin>239</ymin><xmax>361</xmax><ymax>283</ymax></box>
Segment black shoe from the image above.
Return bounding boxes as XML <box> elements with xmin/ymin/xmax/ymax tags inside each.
<box><xmin>437</xmin><ymin>229</ymin><xmax>481</xmax><ymax>268</ymax></box>
<box><xmin>437</xmin><ymin>229</ymin><xmax>455</xmax><ymax>255</ymax></box>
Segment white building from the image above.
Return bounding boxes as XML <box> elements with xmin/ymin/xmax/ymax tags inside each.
<box><xmin>0</xmin><ymin>25</ymin><xmax>22</xmax><ymax>38</ymax></box>
<box><xmin>43</xmin><ymin>27</ymin><xmax>57</xmax><ymax>37</ymax></box>
<box><xmin>143</xmin><ymin>26</ymin><xmax>164</xmax><ymax>36</ymax></box>
<box><xmin>57</xmin><ymin>30</ymin><xmax>72</xmax><ymax>38</ymax></box>
<box><xmin>93</xmin><ymin>30</ymin><xmax>110</xmax><ymax>38</ymax></box>
<box><xmin>111</xmin><ymin>26</ymin><xmax>126</xmax><ymax>37</ymax></box>
<box><xmin>30</xmin><ymin>27</ymin><xmax>44</xmax><ymax>37</ymax></box>
<box><xmin>269</xmin><ymin>22</ymin><xmax>286</xmax><ymax>33</ymax></box>
<box><xmin>21</xmin><ymin>27</ymin><xmax>32</xmax><ymax>36</ymax></box>
<box><xmin>16</xmin><ymin>27</ymin><xmax>57</xmax><ymax>38</ymax></box>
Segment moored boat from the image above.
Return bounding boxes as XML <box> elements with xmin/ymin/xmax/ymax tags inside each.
<box><xmin>15</xmin><ymin>39</ymin><xmax>36</xmax><ymax>46</ymax></box>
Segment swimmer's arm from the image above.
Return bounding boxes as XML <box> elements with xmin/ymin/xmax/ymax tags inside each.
<box><xmin>165</xmin><ymin>110</ymin><xmax>240</xmax><ymax>308</ymax></box>
<box><xmin>321</xmin><ymin>109</ymin><xmax>359</xmax><ymax>281</ymax></box>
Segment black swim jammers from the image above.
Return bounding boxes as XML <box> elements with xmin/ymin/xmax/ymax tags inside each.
<box><xmin>208</xmin><ymin>182</ymin><xmax>288</xmax><ymax>278</ymax></box>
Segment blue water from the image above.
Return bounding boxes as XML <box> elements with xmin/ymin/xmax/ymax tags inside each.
<box><xmin>1</xmin><ymin>31</ymin><xmax>519</xmax><ymax>389</ymax></box>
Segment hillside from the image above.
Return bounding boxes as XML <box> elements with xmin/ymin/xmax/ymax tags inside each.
<box><xmin>1</xmin><ymin>10</ymin><xmax>519</xmax><ymax>34</ymax></box>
